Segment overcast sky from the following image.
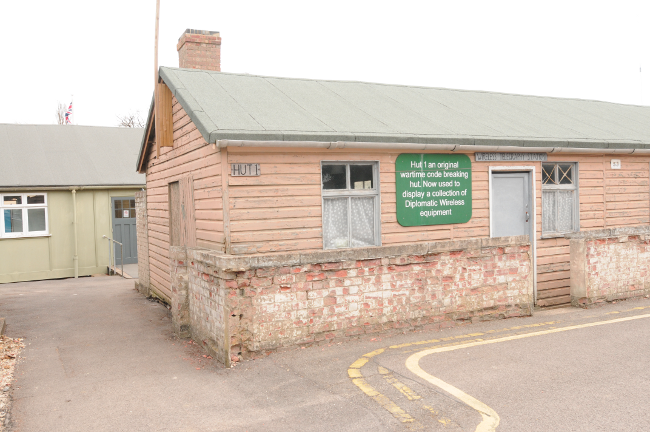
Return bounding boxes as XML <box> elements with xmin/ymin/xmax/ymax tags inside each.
<box><xmin>2</xmin><ymin>1</ymin><xmax>649</xmax><ymax>127</ymax></box>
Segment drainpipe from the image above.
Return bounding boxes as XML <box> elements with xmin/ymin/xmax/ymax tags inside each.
<box><xmin>72</xmin><ymin>189</ymin><xmax>79</xmax><ymax>278</ymax></box>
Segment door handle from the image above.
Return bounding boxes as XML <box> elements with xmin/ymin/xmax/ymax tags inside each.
<box><xmin>525</xmin><ymin>211</ymin><xmax>529</xmax><ymax>222</ymax></box>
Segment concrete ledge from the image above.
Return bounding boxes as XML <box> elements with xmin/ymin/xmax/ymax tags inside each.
<box><xmin>565</xmin><ymin>226</ymin><xmax>650</xmax><ymax>239</ymax></box>
<box><xmin>187</xmin><ymin>235</ymin><xmax>530</xmax><ymax>271</ymax></box>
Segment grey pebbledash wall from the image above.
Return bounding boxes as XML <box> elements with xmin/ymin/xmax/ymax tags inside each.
<box><xmin>170</xmin><ymin>236</ymin><xmax>534</xmax><ymax>367</ymax></box>
<box><xmin>568</xmin><ymin>226</ymin><xmax>650</xmax><ymax>307</ymax></box>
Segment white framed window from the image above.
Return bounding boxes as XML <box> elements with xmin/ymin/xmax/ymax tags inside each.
<box><xmin>542</xmin><ymin>163</ymin><xmax>579</xmax><ymax>237</ymax></box>
<box><xmin>321</xmin><ymin>162</ymin><xmax>381</xmax><ymax>249</ymax></box>
<box><xmin>0</xmin><ymin>193</ymin><xmax>49</xmax><ymax>238</ymax></box>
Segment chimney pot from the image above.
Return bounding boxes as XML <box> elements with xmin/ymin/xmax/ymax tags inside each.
<box><xmin>177</xmin><ymin>29</ymin><xmax>221</xmax><ymax>71</ymax></box>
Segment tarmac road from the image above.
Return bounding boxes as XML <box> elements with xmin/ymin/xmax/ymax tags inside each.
<box><xmin>2</xmin><ymin>276</ymin><xmax>649</xmax><ymax>432</ymax></box>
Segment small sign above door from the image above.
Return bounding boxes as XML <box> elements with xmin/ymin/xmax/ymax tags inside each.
<box><xmin>475</xmin><ymin>152</ymin><xmax>547</xmax><ymax>162</ymax></box>
<box><xmin>231</xmin><ymin>163</ymin><xmax>261</xmax><ymax>176</ymax></box>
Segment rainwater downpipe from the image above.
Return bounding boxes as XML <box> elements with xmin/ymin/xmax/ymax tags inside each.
<box><xmin>72</xmin><ymin>189</ymin><xmax>79</xmax><ymax>278</ymax></box>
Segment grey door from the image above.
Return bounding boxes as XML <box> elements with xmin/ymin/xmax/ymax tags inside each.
<box><xmin>112</xmin><ymin>197</ymin><xmax>138</xmax><ymax>264</ymax></box>
<box><xmin>491</xmin><ymin>172</ymin><xmax>533</xmax><ymax>240</ymax></box>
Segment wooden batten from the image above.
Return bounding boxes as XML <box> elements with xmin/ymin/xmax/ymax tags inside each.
<box><xmin>155</xmin><ymin>82</ymin><xmax>173</xmax><ymax>149</ymax></box>
<box><xmin>221</xmin><ymin>146</ymin><xmax>231</xmax><ymax>254</ymax></box>
<box><xmin>168</xmin><ymin>181</ymin><xmax>181</xmax><ymax>247</ymax></box>
<box><xmin>180</xmin><ymin>175</ymin><xmax>197</xmax><ymax>247</ymax></box>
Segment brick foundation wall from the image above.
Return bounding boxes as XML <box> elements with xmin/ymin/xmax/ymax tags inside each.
<box><xmin>569</xmin><ymin>226</ymin><xmax>650</xmax><ymax>307</ymax></box>
<box><xmin>170</xmin><ymin>246</ymin><xmax>229</xmax><ymax>365</ymax></box>
<box><xmin>135</xmin><ymin>190</ymin><xmax>150</xmax><ymax>296</ymax></box>
<box><xmin>171</xmin><ymin>236</ymin><xmax>533</xmax><ymax>366</ymax></box>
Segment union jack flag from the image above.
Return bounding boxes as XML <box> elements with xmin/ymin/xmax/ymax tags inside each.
<box><xmin>65</xmin><ymin>102</ymin><xmax>73</xmax><ymax>124</ymax></box>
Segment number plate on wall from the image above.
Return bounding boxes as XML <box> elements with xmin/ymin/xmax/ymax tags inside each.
<box><xmin>395</xmin><ymin>154</ymin><xmax>472</xmax><ymax>226</ymax></box>
<box><xmin>231</xmin><ymin>163</ymin><xmax>261</xmax><ymax>176</ymax></box>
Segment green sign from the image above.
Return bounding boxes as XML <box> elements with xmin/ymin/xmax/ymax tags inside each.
<box><xmin>395</xmin><ymin>154</ymin><xmax>472</xmax><ymax>226</ymax></box>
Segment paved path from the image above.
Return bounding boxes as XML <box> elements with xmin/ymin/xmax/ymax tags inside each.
<box><xmin>2</xmin><ymin>277</ymin><xmax>649</xmax><ymax>431</ymax></box>
<box><xmin>350</xmin><ymin>305</ymin><xmax>650</xmax><ymax>431</ymax></box>
<box><xmin>123</xmin><ymin>263</ymin><xmax>138</xmax><ymax>279</ymax></box>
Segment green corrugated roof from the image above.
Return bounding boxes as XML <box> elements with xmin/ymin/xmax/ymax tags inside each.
<box><xmin>154</xmin><ymin>66</ymin><xmax>650</xmax><ymax>149</ymax></box>
<box><xmin>0</xmin><ymin>124</ymin><xmax>145</xmax><ymax>187</ymax></box>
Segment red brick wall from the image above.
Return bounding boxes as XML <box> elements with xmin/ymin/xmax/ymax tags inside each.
<box><xmin>172</xmin><ymin>236</ymin><xmax>533</xmax><ymax>366</ymax></box>
<box><xmin>569</xmin><ymin>226</ymin><xmax>650</xmax><ymax>307</ymax></box>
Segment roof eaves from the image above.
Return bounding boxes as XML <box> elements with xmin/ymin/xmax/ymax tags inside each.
<box><xmin>604</xmin><ymin>141</ymin><xmax>646</xmax><ymax>150</ymax></box>
<box><xmin>212</xmin><ymin>131</ymin><xmax>650</xmax><ymax>151</ymax></box>
<box><xmin>210</xmin><ymin>130</ymin><xmax>284</xmax><ymax>143</ymax></box>
<box><xmin>159</xmin><ymin>67</ymin><xmax>219</xmax><ymax>144</ymax></box>
<box><xmin>565</xmin><ymin>139</ymin><xmax>610</xmax><ymax>149</ymax></box>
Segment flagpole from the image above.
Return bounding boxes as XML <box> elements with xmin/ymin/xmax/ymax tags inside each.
<box><xmin>154</xmin><ymin>0</ymin><xmax>160</xmax><ymax>157</ymax></box>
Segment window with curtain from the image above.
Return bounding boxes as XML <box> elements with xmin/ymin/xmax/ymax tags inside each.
<box><xmin>321</xmin><ymin>162</ymin><xmax>380</xmax><ymax>249</ymax></box>
<box><xmin>542</xmin><ymin>163</ymin><xmax>579</xmax><ymax>236</ymax></box>
<box><xmin>0</xmin><ymin>193</ymin><xmax>48</xmax><ymax>238</ymax></box>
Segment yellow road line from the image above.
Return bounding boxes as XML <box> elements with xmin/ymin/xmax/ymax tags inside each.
<box><xmin>350</xmin><ymin>357</ymin><xmax>369</xmax><ymax>369</ymax></box>
<box><xmin>422</xmin><ymin>405</ymin><xmax>454</xmax><ymax>427</ymax></box>
<box><xmin>350</xmin><ymin>377</ymin><xmax>421</xmax><ymax>427</ymax></box>
<box><xmin>390</xmin><ymin>304</ymin><xmax>650</xmax><ymax>350</ymax></box>
<box><xmin>406</xmin><ymin>313</ymin><xmax>650</xmax><ymax>432</ymax></box>
<box><xmin>389</xmin><ymin>321</ymin><xmax>560</xmax><ymax>349</ymax></box>
<box><xmin>348</xmin><ymin>353</ymin><xmax>422</xmax><ymax>428</ymax></box>
<box><xmin>406</xmin><ymin>355</ymin><xmax>500</xmax><ymax>432</ymax></box>
<box><xmin>364</xmin><ymin>348</ymin><xmax>385</xmax><ymax>358</ymax></box>
<box><xmin>376</xmin><ymin>365</ymin><xmax>456</xmax><ymax>427</ymax></box>
<box><xmin>378</xmin><ymin>366</ymin><xmax>421</xmax><ymax>400</ymax></box>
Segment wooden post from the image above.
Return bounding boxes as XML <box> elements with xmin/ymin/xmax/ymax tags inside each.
<box><xmin>602</xmin><ymin>157</ymin><xmax>607</xmax><ymax>228</ymax></box>
<box><xmin>154</xmin><ymin>0</ymin><xmax>160</xmax><ymax>158</ymax></box>
<box><xmin>220</xmin><ymin>146</ymin><xmax>231</xmax><ymax>254</ymax></box>
<box><xmin>180</xmin><ymin>175</ymin><xmax>197</xmax><ymax>247</ymax></box>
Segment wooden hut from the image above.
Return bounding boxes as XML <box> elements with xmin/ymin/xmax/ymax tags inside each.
<box><xmin>135</xmin><ymin>29</ymin><xmax>650</xmax><ymax>364</ymax></box>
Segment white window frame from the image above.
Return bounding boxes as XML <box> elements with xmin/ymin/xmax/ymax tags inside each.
<box><xmin>0</xmin><ymin>193</ymin><xmax>49</xmax><ymax>239</ymax></box>
<box><xmin>541</xmin><ymin>162</ymin><xmax>580</xmax><ymax>238</ymax></box>
<box><xmin>320</xmin><ymin>161</ymin><xmax>381</xmax><ymax>250</ymax></box>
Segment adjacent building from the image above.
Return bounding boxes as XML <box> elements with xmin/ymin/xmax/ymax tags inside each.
<box><xmin>136</xmin><ymin>29</ymin><xmax>650</xmax><ymax>364</ymax></box>
<box><xmin>0</xmin><ymin>124</ymin><xmax>145</xmax><ymax>283</ymax></box>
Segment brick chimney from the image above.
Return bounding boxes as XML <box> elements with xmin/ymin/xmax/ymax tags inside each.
<box><xmin>177</xmin><ymin>29</ymin><xmax>221</xmax><ymax>71</ymax></box>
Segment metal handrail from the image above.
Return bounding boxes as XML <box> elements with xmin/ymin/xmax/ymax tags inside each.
<box><xmin>102</xmin><ymin>235</ymin><xmax>124</xmax><ymax>278</ymax></box>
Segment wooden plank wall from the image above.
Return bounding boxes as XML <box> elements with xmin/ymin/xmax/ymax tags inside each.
<box><xmin>143</xmin><ymin>108</ymin><xmax>650</xmax><ymax>307</ymax></box>
<box><xmin>536</xmin><ymin>154</ymin><xmax>650</xmax><ymax>306</ymax></box>
<box><xmin>227</xmin><ymin>148</ymin><xmax>650</xmax><ymax>307</ymax></box>
<box><xmin>144</xmin><ymin>96</ymin><xmax>223</xmax><ymax>301</ymax></box>
<box><xmin>227</xmin><ymin>148</ymin><xmax>496</xmax><ymax>254</ymax></box>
